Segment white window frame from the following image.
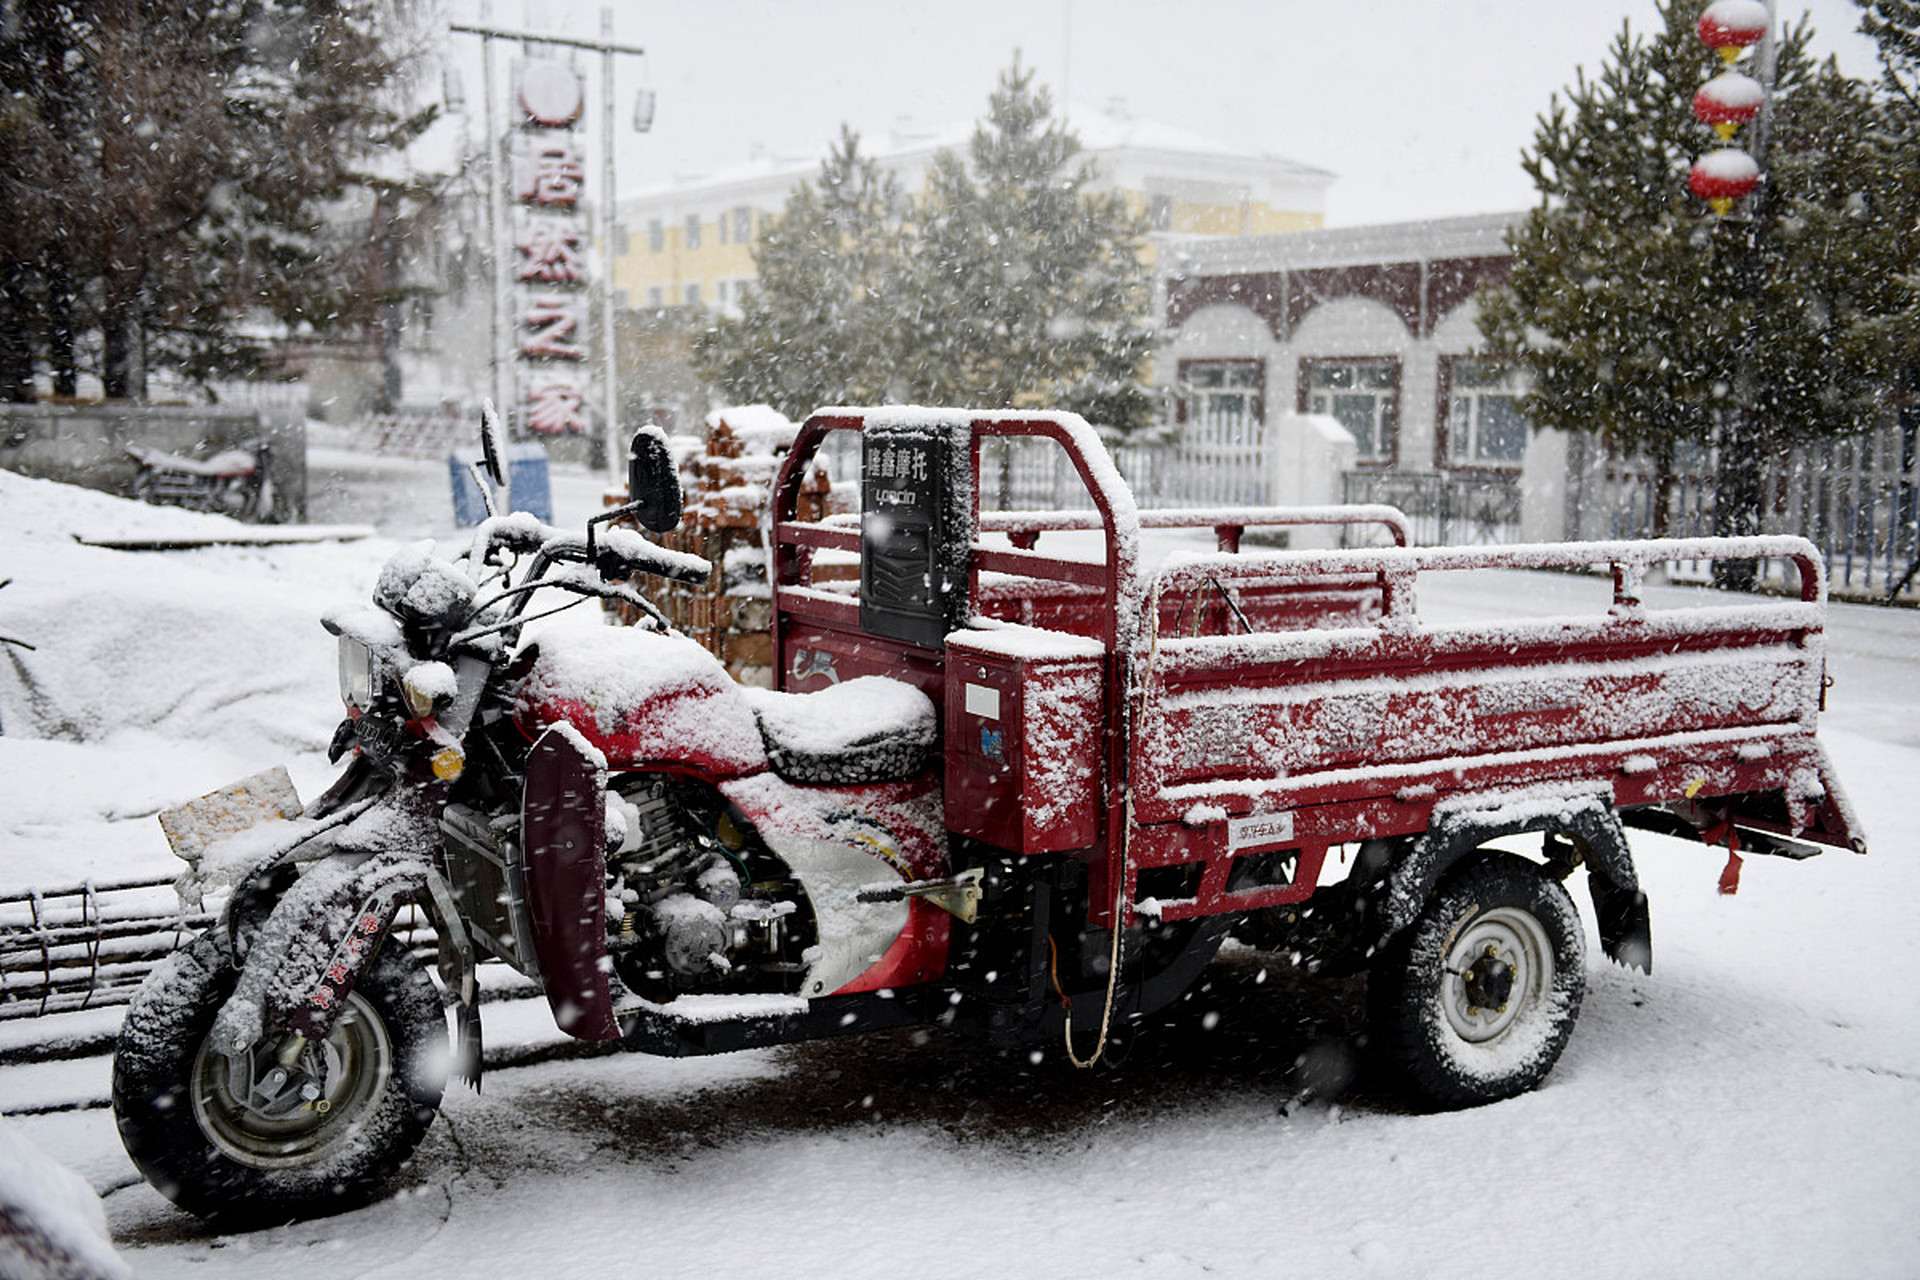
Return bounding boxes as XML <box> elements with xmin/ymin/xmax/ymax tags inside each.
<box><xmin>1302</xmin><ymin>357</ymin><xmax>1399</xmax><ymax>465</ymax></box>
<box><xmin>1441</xmin><ymin>357</ymin><xmax>1529</xmax><ymax>470</ymax></box>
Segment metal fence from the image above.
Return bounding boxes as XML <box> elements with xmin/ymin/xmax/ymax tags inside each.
<box><xmin>0</xmin><ymin>875</ymin><xmax>437</xmax><ymax>1031</ymax></box>
<box><xmin>786</xmin><ymin>410</ymin><xmax>1920</xmax><ymax>602</ymax></box>
<box><xmin>1572</xmin><ymin>420</ymin><xmax>1920</xmax><ymax>602</ymax></box>
<box><xmin>1339</xmin><ymin>470</ymin><xmax>1525</xmax><ymax>547</ymax></box>
<box><xmin>970</xmin><ymin>428</ymin><xmax>1274</xmax><ymax>513</ymax></box>
<box><xmin>345</xmin><ymin>407</ymin><xmax>472</xmax><ymax>459</ymax></box>
<box><xmin>1</xmin><ymin>876</ymin><xmax>210</xmax><ymax>1022</ymax></box>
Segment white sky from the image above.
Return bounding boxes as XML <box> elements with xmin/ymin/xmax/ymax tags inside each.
<box><xmin>433</xmin><ymin>0</ymin><xmax>1884</xmax><ymax>227</ymax></box>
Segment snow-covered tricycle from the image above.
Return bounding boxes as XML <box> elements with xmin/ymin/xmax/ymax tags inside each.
<box><xmin>113</xmin><ymin>406</ymin><xmax>1864</xmax><ymax>1227</ymax></box>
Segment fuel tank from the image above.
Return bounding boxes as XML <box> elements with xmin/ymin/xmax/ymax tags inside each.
<box><xmin>513</xmin><ymin>622</ymin><xmax>768</xmax><ymax>777</ymax></box>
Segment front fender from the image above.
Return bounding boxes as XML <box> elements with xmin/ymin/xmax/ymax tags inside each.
<box><xmin>209</xmin><ymin>784</ymin><xmax>445</xmax><ymax>1053</ymax></box>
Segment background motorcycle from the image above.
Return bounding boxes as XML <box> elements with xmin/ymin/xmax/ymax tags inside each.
<box><xmin>126</xmin><ymin>437</ymin><xmax>276</xmax><ymax>522</ymax></box>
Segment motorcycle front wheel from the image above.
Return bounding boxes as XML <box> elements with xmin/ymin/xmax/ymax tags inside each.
<box><xmin>112</xmin><ymin>932</ymin><xmax>446</xmax><ymax>1230</ymax></box>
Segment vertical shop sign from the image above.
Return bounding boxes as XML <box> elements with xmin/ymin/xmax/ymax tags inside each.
<box><xmin>513</xmin><ymin>57</ymin><xmax>590</xmax><ymax>434</ymax></box>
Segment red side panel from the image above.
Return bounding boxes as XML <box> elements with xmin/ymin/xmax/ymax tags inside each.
<box><xmin>522</xmin><ymin>726</ymin><xmax>620</xmax><ymax>1041</ymax></box>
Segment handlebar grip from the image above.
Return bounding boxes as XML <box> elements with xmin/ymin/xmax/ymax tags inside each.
<box><xmin>591</xmin><ymin>543</ymin><xmax>711</xmax><ymax>585</ymax></box>
<box><xmin>657</xmin><ymin>559</ymin><xmax>712</xmax><ymax>585</ymax></box>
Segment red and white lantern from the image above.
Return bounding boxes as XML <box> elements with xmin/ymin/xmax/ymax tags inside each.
<box><xmin>1689</xmin><ymin>148</ymin><xmax>1760</xmax><ymax>216</ymax></box>
<box><xmin>1692</xmin><ymin>71</ymin><xmax>1764</xmax><ymax>141</ymax></box>
<box><xmin>1697</xmin><ymin>0</ymin><xmax>1769</xmax><ymax>64</ymax></box>
<box><xmin>1691</xmin><ymin>1</ymin><xmax>1769</xmax><ymax>216</ymax></box>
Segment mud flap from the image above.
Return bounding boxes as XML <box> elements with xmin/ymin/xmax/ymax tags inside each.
<box><xmin>1587</xmin><ymin>867</ymin><xmax>1652</xmax><ymax>973</ymax></box>
<box><xmin>522</xmin><ymin>725</ymin><xmax>619</xmax><ymax>1041</ymax></box>
<box><xmin>422</xmin><ymin>865</ymin><xmax>485</xmax><ymax>1087</ymax></box>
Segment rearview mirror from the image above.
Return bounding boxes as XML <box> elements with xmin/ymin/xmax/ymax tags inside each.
<box><xmin>478</xmin><ymin>400</ymin><xmax>507</xmax><ymax>489</ymax></box>
<box><xmin>626</xmin><ymin>429</ymin><xmax>681</xmax><ymax>533</ymax></box>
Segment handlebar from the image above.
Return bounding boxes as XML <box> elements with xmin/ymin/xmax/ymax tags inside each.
<box><xmin>542</xmin><ymin>527</ymin><xmax>712</xmax><ymax>586</ymax></box>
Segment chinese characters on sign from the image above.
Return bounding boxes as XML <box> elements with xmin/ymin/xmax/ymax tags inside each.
<box><xmin>521</xmin><ymin>294</ymin><xmax>587</xmax><ymax>359</ymax></box>
<box><xmin>525</xmin><ymin>373</ymin><xmax>589</xmax><ymax>434</ymax></box>
<box><xmin>869</xmin><ymin>442</ymin><xmax>933</xmax><ymax>510</ymax></box>
<box><xmin>513</xmin><ymin>58</ymin><xmax>590</xmax><ymax>434</ymax></box>
<box><xmin>871</xmin><ymin>443</ymin><xmax>931</xmax><ymax>482</ymax></box>
<box><xmin>516</xmin><ymin>219</ymin><xmax>585</xmax><ymax>284</ymax></box>
<box><xmin>512</xmin><ymin>140</ymin><xmax>584</xmax><ymax>206</ymax></box>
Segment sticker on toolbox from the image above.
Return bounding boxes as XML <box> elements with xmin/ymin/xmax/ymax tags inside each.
<box><xmin>965</xmin><ymin>683</ymin><xmax>1001</xmax><ymax>720</ymax></box>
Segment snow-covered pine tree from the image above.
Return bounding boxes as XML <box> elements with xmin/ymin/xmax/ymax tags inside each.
<box><xmin>0</xmin><ymin>0</ymin><xmax>436</xmax><ymax>400</ymax></box>
<box><xmin>1857</xmin><ymin>0</ymin><xmax>1920</xmax><ymax>110</ymax></box>
<box><xmin>692</xmin><ymin>126</ymin><xmax>913</xmax><ymax>420</ymax></box>
<box><xmin>905</xmin><ymin>57</ymin><xmax>1156</xmax><ymax>435</ymax></box>
<box><xmin>696</xmin><ymin>60</ymin><xmax>1156</xmax><ymax>438</ymax></box>
<box><xmin>1852</xmin><ymin>0</ymin><xmax>1920</xmax><ymax>372</ymax></box>
<box><xmin>1478</xmin><ymin>0</ymin><xmax>1913</xmax><ymax>585</ymax></box>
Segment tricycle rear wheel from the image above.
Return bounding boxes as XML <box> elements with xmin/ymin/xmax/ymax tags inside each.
<box><xmin>1368</xmin><ymin>851</ymin><xmax>1585</xmax><ymax>1108</ymax></box>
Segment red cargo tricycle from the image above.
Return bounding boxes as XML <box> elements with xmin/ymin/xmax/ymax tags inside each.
<box><xmin>112</xmin><ymin>407</ymin><xmax>1864</xmax><ymax>1228</ymax></box>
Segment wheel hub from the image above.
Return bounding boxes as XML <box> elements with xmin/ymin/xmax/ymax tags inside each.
<box><xmin>1440</xmin><ymin>906</ymin><xmax>1554</xmax><ymax>1045</ymax></box>
<box><xmin>191</xmin><ymin>989</ymin><xmax>392</xmax><ymax>1170</ymax></box>
<box><xmin>1462</xmin><ymin>948</ymin><xmax>1515</xmax><ymax>1011</ymax></box>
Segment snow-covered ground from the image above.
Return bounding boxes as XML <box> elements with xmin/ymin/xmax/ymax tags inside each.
<box><xmin>2</xmin><ymin>452</ymin><xmax>1917</xmax><ymax>1278</ymax></box>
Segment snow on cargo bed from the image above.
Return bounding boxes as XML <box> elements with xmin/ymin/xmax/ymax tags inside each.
<box><xmin>1130</xmin><ymin>537</ymin><xmax>1843</xmax><ymax>833</ymax></box>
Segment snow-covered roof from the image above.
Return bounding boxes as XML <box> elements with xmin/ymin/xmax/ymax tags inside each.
<box><xmin>1162</xmin><ymin>210</ymin><xmax>1524</xmax><ymax>275</ymax></box>
<box><xmin>621</xmin><ymin>101</ymin><xmax>1331</xmax><ymax>213</ymax></box>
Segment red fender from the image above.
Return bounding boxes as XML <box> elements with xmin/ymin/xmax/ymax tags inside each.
<box><xmin>522</xmin><ymin>726</ymin><xmax>620</xmax><ymax>1041</ymax></box>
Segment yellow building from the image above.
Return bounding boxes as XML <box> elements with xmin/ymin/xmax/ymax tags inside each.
<box><xmin>610</xmin><ymin>103</ymin><xmax>1333</xmax><ymax>317</ymax></box>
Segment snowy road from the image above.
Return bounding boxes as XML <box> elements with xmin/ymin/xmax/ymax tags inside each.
<box><xmin>2</xmin><ymin>456</ymin><xmax>1917</xmax><ymax>1278</ymax></box>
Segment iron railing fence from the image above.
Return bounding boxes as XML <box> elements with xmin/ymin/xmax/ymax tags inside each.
<box><xmin>1339</xmin><ymin>471</ymin><xmax>1525</xmax><ymax>547</ymax></box>
<box><xmin>1572</xmin><ymin>422</ymin><xmax>1920</xmax><ymax>603</ymax></box>
<box><xmin>345</xmin><ymin>408</ymin><xmax>472</xmax><ymax>459</ymax></box>
<box><xmin>968</xmin><ymin>434</ymin><xmax>1276</xmax><ymax>513</ymax></box>
<box><xmin>1</xmin><ymin>876</ymin><xmax>210</xmax><ymax>1022</ymax></box>
<box><xmin>0</xmin><ymin>876</ymin><xmax>437</xmax><ymax>1029</ymax></box>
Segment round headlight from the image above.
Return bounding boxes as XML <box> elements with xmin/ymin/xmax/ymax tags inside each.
<box><xmin>401</xmin><ymin>661</ymin><xmax>457</xmax><ymax>719</ymax></box>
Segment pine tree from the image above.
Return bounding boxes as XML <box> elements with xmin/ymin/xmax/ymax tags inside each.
<box><xmin>1857</xmin><ymin>0</ymin><xmax>1920</xmax><ymax>111</ymax></box>
<box><xmin>1478</xmin><ymin>1</ymin><xmax>1913</xmax><ymax>584</ymax></box>
<box><xmin>0</xmin><ymin>3</ymin><xmax>89</xmax><ymax>400</ymax></box>
<box><xmin>905</xmin><ymin>57</ymin><xmax>1156</xmax><ymax>432</ymax></box>
<box><xmin>1852</xmin><ymin>0</ymin><xmax>1920</xmax><ymax>372</ymax></box>
<box><xmin>0</xmin><ymin>0</ymin><xmax>435</xmax><ymax>400</ymax></box>
<box><xmin>693</xmin><ymin>59</ymin><xmax>1156</xmax><ymax>435</ymax></box>
<box><xmin>692</xmin><ymin>127</ymin><xmax>912</xmax><ymax>420</ymax></box>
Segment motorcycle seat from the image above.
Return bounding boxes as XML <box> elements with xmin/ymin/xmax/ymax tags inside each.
<box><xmin>125</xmin><ymin>444</ymin><xmax>259</xmax><ymax>477</ymax></box>
<box><xmin>744</xmin><ymin>676</ymin><xmax>937</xmax><ymax>786</ymax></box>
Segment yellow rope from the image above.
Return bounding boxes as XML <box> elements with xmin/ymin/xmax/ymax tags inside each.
<box><xmin>1061</xmin><ymin>578</ymin><xmax>1163</xmax><ymax>1069</ymax></box>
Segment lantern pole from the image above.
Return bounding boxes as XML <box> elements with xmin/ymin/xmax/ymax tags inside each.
<box><xmin>1717</xmin><ymin>0</ymin><xmax>1776</xmax><ymax>589</ymax></box>
<box><xmin>601</xmin><ymin>8</ymin><xmax>618</xmax><ymax>480</ymax></box>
